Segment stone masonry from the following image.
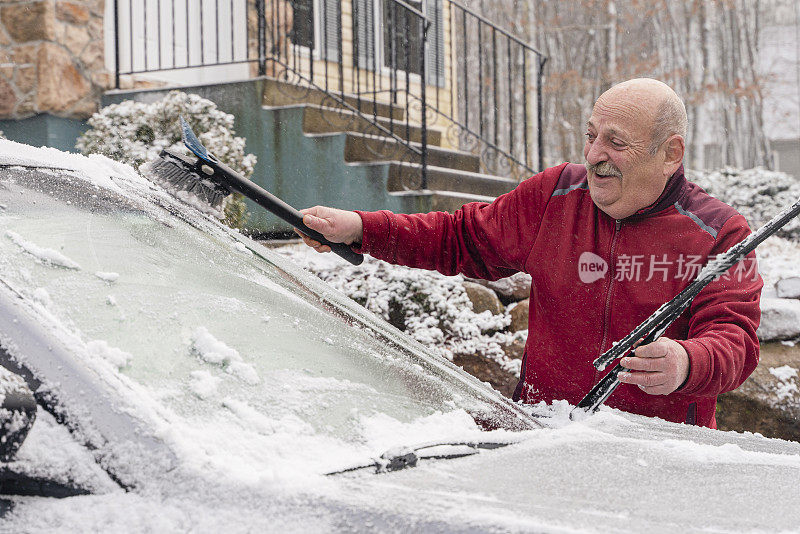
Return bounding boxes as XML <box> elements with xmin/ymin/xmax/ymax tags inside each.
<box><xmin>0</xmin><ymin>0</ymin><xmax>109</xmax><ymax>119</ymax></box>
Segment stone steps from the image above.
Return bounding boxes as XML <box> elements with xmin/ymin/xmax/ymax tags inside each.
<box><xmin>388</xmin><ymin>162</ymin><xmax>518</xmax><ymax>198</ymax></box>
<box><xmin>344</xmin><ymin>132</ymin><xmax>480</xmax><ymax>173</ymax></box>
<box><xmin>301</xmin><ymin>104</ymin><xmax>442</xmax><ymax>146</ymax></box>
<box><xmin>389</xmin><ymin>189</ymin><xmax>499</xmax><ymax>213</ymax></box>
<box><xmin>262</xmin><ymin>76</ymin><xmax>405</xmax><ymax>121</ymax></box>
<box><xmin>264</xmin><ymin>79</ymin><xmax>522</xmax><ymax>214</ymax></box>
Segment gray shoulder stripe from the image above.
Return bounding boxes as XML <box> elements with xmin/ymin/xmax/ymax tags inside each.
<box><xmin>674</xmin><ymin>201</ymin><xmax>718</xmax><ymax>238</ymax></box>
<box><xmin>552</xmin><ymin>181</ymin><xmax>588</xmax><ymax>197</ymax></box>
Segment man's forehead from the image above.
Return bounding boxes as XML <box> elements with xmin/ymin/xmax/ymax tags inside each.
<box><xmin>587</xmin><ymin>107</ymin><xmax>650</xmax><ymax>137</ymax></box>
<box><xmin>586</xmin><ymin>119</ymin><xmax>622</xmax><ymax>136</ymax></box>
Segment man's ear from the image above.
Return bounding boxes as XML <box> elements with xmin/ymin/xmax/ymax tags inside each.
<box><xmin>663</xmin><ymin>135</ymin><xmax>685</xmax><ymax>175</ymax></box>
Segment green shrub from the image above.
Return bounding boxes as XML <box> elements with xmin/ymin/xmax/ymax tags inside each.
<box><xmin>76</xmin><ymin>91</ymin><xmax>257</xmax><ymax>229</ymax></box>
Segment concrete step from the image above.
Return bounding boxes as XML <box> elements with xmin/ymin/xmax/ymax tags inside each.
<box><xmin>390</xmin><ymin>190</ymin><xmax>500</xmax><ymax>213</ymax></box>
<box><xmin>302</xmin><ymin>104</ymin><xmax>442</xmax><ymax>146</ymax></box>
<box><xmin>387</xmin><ymin>162</ymin><xmax>519</xmax><ymax>198</ymax></box>
<box><xmin>262</xmin><ymin>76</ymin><xmax>404</xmax><ymax>121</ymax></box>
<box><xmin>344</xmin><ymin>133</ymin><xmax>480</xmax><ymax>173</ymax></box>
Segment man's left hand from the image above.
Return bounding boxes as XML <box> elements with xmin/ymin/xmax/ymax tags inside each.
<box><xmin>618</xmin><ymin>338</ymin><xmax>689</xmax><ymax>395</ymax></box>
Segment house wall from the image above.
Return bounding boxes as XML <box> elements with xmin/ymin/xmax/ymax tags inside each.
<box><xmin>265</xmin><ymin>0</ymin><xmax>459</xmax><ymax>150</ymax></box>
<box><xmin>0</xmin><ymin>0</ymin><xmax>111</xmax><ymax>120</ymax></box>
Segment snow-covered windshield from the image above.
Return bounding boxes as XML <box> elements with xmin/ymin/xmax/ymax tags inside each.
<box><xmin>0</xmin><ymin>164</ymin><xmax>533</xmax><ymax>478</ymax></box>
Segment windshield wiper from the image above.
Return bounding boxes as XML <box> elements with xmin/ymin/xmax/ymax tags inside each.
<box><xmin>325</xmin><ymin>439</ymin><xmax>521</xmax><ymax>476</ymax></box>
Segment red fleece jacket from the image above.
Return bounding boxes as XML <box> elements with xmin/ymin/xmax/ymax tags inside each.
<box><xmin>355</xmin><ymin>163</ymin><xmax>762</xmax><ymax>428</ymax></box>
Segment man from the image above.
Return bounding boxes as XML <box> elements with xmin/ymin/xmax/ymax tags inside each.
<box><xmin>296</xmin><ymin>78</ymin><xmax>762</xmax><ymax>429</ymax></box>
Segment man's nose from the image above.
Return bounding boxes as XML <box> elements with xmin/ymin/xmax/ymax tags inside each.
<box><xmin>585</xmin><ymin>139</ymin><xmax>607</xmax><ymax>166</ymax></box>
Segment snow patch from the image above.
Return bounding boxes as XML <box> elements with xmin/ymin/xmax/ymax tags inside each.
<box><xmin>86</xmin><ymin>340</ymin><xmax>132</xmax><ymax>369</ymax></box>
<box><xmin>5</xmin><ymin>230</ymin><xmax>81</xmax><ymax>270</ymax></box>
<box><xmin>188</xmin><ymin>370</ymin><xmax>221</xmax><ymax>399</ymax></box>
<box><xmin>233</xmin><ymin>242</ymin><xmax>251</xmax><ymax>254</ymax></box>
<box><xmin>189</xmin><ymin>327</ymin><xmax>259</xmax><ymax>384</ymax></box>
<box><xmin>769</xmin><ymin>365</ymin><xmax>799</xmax><ymax>401</ymax></box>
<box><xmin>95</xmin><ymin>271</ymin><xmax>120</xmax><ymax>283</ymax></box>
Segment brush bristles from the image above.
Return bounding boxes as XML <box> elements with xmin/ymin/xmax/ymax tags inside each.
<box><xmin>148</xmin><ymin>150</ymin><xmax>231</xmax><ymax>210</ymax></box>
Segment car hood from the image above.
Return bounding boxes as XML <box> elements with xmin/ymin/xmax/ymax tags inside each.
<box><xmin>329</xmin><ymin>404</ymin><xmax>800</xmax><ymax>533</ymax></box>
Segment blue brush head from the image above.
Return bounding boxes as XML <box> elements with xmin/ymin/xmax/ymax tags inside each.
<box><xmin>180</xmin><ymin>116</ymin><xmax>216</xmax><ymax>163</ymax></box>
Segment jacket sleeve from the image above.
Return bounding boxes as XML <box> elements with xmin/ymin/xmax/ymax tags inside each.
<box><xmin>353</xmin><ymin>164</ymin><xmax>566</xmax><ymax>280</ymax></box>
<box><xmin>676</xmin><ymin>214</ymin><xmax>763</xmax><ymax>397</ymax></box>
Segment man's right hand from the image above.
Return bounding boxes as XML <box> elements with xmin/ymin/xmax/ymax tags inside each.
<box><xmin>296</xmin><ymin>206</ymin><xmax>364</xmax><ymax>253</ymax></box>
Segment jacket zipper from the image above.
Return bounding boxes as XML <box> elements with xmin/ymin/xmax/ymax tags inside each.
<box><xmin>595</xmin><ymin>219</ymin><xmax>622</xmax><ymax>384</ymax></box>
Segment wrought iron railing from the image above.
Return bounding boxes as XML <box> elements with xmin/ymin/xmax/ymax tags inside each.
<box><xmin>112</xmin><ymin>0</ymin><xmax>546</xmax><ymax>186</ymax></box>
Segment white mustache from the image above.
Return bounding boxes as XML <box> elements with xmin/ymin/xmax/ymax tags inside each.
<box><xmin>585</xmin><ymin>161</ymin><xmax>622</xmax><ymax>178</ymax></box>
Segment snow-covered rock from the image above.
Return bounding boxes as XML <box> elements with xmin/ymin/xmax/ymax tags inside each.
<box><xmin>757</xmin><ymin>298</ymin><xmax>800</xmax><ymax>341</ymax></box>
<box><xmin>509</xmin><ymin>298</ymin><xmax>530</xmax><ymax>332</ymax></box>
<box><xmin>469</xmin><ymin>272</ymin><xmax>532</xmax><ymax>304</ymax></box>
<box><xmin>462</xmin><ymin>281</ymin><xmax>503</xmax><ymax>315</ymax></box>
<box><xmin>776</xmin><ymin>277</ymin><xmax>800</xmax><ymax>298</ymax></box>
<box><xmin>718</xmin><ymin>343</ymin><xmax>800</xmax><ymax>442</ymax></box>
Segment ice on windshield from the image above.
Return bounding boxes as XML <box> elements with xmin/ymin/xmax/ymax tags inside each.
<box><xmin>0</xmin><ymin>165</ymin><xmax>529</xmax><ymax>482</ymax></box>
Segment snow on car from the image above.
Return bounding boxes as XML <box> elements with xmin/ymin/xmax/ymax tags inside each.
<box><xmin>0</xmin><ymin>139</ymin><xmax>799</xmax><ymax>532</ymax></box>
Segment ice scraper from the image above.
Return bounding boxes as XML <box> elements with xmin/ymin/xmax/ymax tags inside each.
<box><xmin>573</xmin><ymin>195</ymin><xmax>800</xmax><ymax>418</ymax></box>
<box><xmin>147</xmin><ymin>117</ymin><xmax>364</xmax><ymax>266</ymax></box>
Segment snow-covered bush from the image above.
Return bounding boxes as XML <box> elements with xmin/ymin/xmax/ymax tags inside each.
<box><xmin>688</xmin><ymin>167</ymin><xmax>800</xmax><ymax>241</ymax></box>
<box><xmin>301</xmin><ymin>255</ymin><xmax>522</xmax><ymax>376</ymax></box>
<box><xmin>76</xmin><ymin>91</ymin><xmax>257</xmax><ymax>228</ymax></box>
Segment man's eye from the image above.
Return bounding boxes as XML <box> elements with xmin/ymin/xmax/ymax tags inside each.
<box><xmin>611</xmin><ymin>139</ymin><xmax>626</xmax><ymax>148</ymax></box>
<box><xmin>586</xmin><ymin>133</ymin><xmax>595</xmax><ymax>142</ymax></box>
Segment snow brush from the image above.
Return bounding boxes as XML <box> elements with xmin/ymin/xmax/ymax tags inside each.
<box><xmin>148</xmin><ymin>117</ymin><xmax>364</xmax><ymax>266</ymax></box>
<box><xmin>572</xmin><ymin>195</ymin><xmax>800</xmax><ymax>419</ymax></box>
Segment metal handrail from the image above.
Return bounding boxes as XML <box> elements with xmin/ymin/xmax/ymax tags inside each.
<box><xmin>446</xmin><ymin>0</ymin><xmax>544</xmax><ymax>55</ymax></box>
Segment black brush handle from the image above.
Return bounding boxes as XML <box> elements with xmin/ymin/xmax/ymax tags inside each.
<box><xmin>203</xmin><ymin>159</ymin><xmax>364</xmax><ymax>265</ymax></box>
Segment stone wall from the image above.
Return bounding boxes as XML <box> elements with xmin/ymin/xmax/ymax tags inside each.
<box><xmin>0</xmin><ymin>0</ymin><xmax>108</xmax><ymax>120</ymax></box>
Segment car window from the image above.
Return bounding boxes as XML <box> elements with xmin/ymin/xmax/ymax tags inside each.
<box><xmin>0</xmin><ymin>165</ymin><xmax>536</xmax><ymax>477</ymax></box>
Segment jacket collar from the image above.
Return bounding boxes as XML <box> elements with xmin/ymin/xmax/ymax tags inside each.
<box><xmin>624</xmin><ymin>164</ymin><xmax>687</xmax><ymax>221</ymax></box>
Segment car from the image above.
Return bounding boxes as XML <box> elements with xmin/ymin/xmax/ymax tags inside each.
<box><xmin>0</xmin><ymin>139</ymin><xmax>799</xmax><ymax>533</ymax></box>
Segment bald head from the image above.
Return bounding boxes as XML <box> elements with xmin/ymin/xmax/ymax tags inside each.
<box><xmin>584</xmin><ymin>78</ymin><xmax>687</xmax><ymax>219</ymax></box>
<box><xmin>598</xmin><ymin>78</ymin><xmax>687</xmax><ymax>154</ymax></box>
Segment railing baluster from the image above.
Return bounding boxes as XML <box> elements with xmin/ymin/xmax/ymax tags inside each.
<box><xmin>388</xmin><ymin>1</ymin><xmax>395</xmax><ymax>134</ymax></box>
<box><xmin>185</xmin><ymin>0</ymin><xmax>190</xmax><ymax>66</ymax></box>
<box><xmin>215</xmin><ymin>0</ymin><xmax>220</xmax><ymax>64</ymax></box>
<box><xmin>478</xmin><ymin>20</ymin><xmax>483</xmax><ymax>141</ymax></box>
<box><xmin>129</xmin><ymin>0</ymin><xmax>135</xmax><ymax>71</ymax></box>
<box><xmin>308</xmin><ymin>0</ymin><xmax>314</xmax><ymax>85</ymax></box>
<box><xmin>538</xmin><ymin>56</ymin><xmax>547</xmax><ymax>171</ymax></box>
<box><xmin>403</xmin><ymin>10</ymin><xmax>410</xmax><ymax>144</ymax></box>
<box><xmin>323</xmin><ymin>0</ymin><xmax>329</xmax><ymax>91</ymax></box>
<box><xmin>144</xmin><ymin>0</ymin><xmax>149</xmax><ymax>71</ymax></box>
<box><xmin>337</xmin><ymin>0</ymin><xmax>343</xmax><ymax>94</ymax></box>
<box><xmin>229</xmin><ymin>0</ymin><xmax>234</xmax><ymax>62</ymax></box>
<box><xmin>257</xmin><ymin>0</ymin><xmax>265</xmax><ymax>75</ymax></box>
<box><xmin>420</xmin><ymin>15</ymin><xmax>428</xmax><ymax>190</ymax></box>
<box><xmin>461</xmin><ymin>9</ymin><xmax>467</xmax><ymax>135</ymax></box>
<box><xmin>156</xmin><ymin>0</ymin><xmax>162</xmax><ymax>70</ymax></box>
<box><xmin>353</xmin><ymin>0</ymin><xmax>360</xmax><ymax>103</ymax></box>
<box><xmin>522</xmin><ymin>50</ymin><xmax>529</xmax><ymax>169</ymax></box>
<box><xmin>492</xmin><ymin>27</ymin><xmax>498</xmax><ymax>151</ymax></box>
<box><xmin>507</xmin><ymin>39</ymin><xmax>513</xmax><ymax>160</ymax></box>
<box><xmin>371</xmin><ymin>2</ymin><xmax>377</xmax><ymax>119</ymax></box>
<box><xmin>171</xmin><ymin>0</ymin><xmax>176</xmax><ymax>68</ymax></box>
<box><xmin>114</xmin><ymin>0</ymin><xmax>120</xmax><ymax>88</ymax></box>
<box><xmin>199</xmin><ymin>0</ymin><xmax>204</xmax><ymax>65</ymax></box>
